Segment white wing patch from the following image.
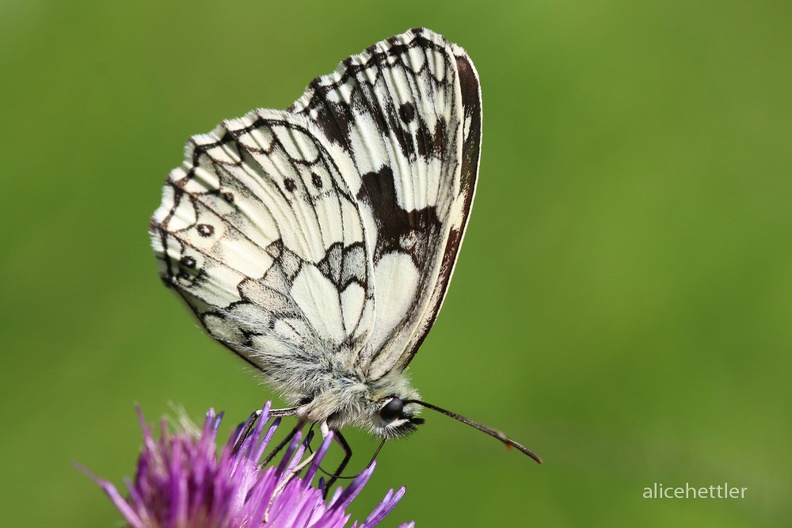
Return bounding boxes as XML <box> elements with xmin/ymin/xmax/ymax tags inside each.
<box><xmin>150</xmin><ymin>28</ymin><xmax>481</xmax><ymax>403</ymax></box>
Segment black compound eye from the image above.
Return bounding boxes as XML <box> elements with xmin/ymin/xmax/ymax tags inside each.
<box><xmin>379</xmin><ymin>397</ymin><xmax>404</xmax><ymax>423</ymax></box>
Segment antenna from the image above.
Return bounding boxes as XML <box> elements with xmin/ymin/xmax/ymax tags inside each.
<box><xmin>405</xmin><ymin>399</ymin><xmax>542</xmax><ymax>464</ymax></box>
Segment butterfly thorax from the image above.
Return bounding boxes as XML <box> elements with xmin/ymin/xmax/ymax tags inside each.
<box><xmin>280</xmin><ymin>361</ymin><xmax>422</xmax><ymax>438</ymax></box>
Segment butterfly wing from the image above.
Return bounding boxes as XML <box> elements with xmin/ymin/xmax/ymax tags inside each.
<box><xmin>150</xmin><ymin>110</ymin><xmax>377</xmax><ymax>396</ymax></box>
<box><xmin>150</xmin><ymin>28</ymin><xmax>480</xmax><ymax>395</ymax></box>
<box><xmin>288</xmin><ymin>28</ymin><xmax>481</xmax><ymax>379</ymax></box>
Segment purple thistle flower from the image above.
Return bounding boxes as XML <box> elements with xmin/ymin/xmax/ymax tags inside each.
<box><xmin>86</xmin><ymin>403</ymin><xmax>414</xmax><ymax>528</ymax></box>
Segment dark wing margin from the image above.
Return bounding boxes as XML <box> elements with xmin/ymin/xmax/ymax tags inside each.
<box><xmin>390</xmin><ymin>39</ymin><xmax>482</xmax><ymax>372</ymax></box>
<box><xmin>402</xmin><ymin>47</ymin><xmax>482</xmax><ymax>364</ymax></box>
<box><xmin>288</xmin><ymin>28</ymin><xmax>482</xmax><ymax>379</ymax></box>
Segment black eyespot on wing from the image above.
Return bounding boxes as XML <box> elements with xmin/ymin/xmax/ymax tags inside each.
<box><xmin>399</xmin><ymin>102</ymin><xmax>416</xmax><ymax>124</ymax></box>
<box><xmin>196</xmin><ymin>224</ymin><xmax>214</xmax><ymax>237</ymax></box>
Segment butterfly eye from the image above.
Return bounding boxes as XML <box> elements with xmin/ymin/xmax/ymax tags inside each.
<box><xmin>379</xmin><ymin>397</ymin><xmax>404</xmax><ymax>423</ymax></box>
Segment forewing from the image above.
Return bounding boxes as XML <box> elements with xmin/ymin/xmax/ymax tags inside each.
<box><xmin>150</xmin><ymin>110</ymin><xmax>374</xmax><ymax>393</ymax></box>
<box><xmin>289</xmin><ymin>28</ymin><xmax>481</xmax><ymax>379</ymax></box>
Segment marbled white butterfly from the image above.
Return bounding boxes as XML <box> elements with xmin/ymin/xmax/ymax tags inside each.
<box><xmin>150</xmin><ymin>27</ymin><xmax>540</xmax><ymax>467</ymax></box>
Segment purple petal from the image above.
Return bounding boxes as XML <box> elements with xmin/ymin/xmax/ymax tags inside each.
<box><xmin>86</xmin><ymin>403</ymin><xmax>413</xmax><ymax>528</ymax></box>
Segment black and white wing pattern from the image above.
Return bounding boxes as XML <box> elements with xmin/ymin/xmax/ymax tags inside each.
<box><xmin>150</xmin><ymin>28</ymin><xmax>480</xmax><ymax>410</ymax></box>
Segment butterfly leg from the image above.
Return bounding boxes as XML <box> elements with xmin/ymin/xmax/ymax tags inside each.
<box><xmin>262</xmin><ymin>414</ymin><xmax>305</xmax><ymax>466</ymax></box>
<box><xmin>231</xmin><ymin>409</ymin><xmax>263</xmax><ymax>454</ymax></box>
<box><xmin>232</xmin><ymin>405</ymin><xmax>302</xmax><ymax>457</ymax></box>
<box><xmin>320</xmin><ymin>421</ymin><xmax>352</xmax><ymax>495</ymax></box>
<box><xmin>281</xmin><ymin>427</ymin><xmax>318</xmax><ymax>477</ymax></box>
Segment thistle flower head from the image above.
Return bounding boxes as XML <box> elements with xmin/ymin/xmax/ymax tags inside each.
<box><xmin>86</xmin><ymin>403</ymin><xmax>413</xmax><ymax>528</ymax></box>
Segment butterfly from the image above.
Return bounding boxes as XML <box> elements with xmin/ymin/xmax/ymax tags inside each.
<box><xmin>150</xmin><ymin>27</ymin><xmax>540</xmax><ymax>467</ymax></box>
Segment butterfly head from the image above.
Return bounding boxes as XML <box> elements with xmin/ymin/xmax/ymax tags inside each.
<box><xmin>296</xmin><ymin>371</ymin><xmax>425</xmax><ymax>439</ymax></box>
<box><xmin>374</xmin><ymin>395</ymin><xmax>425</xmax><ymax>438</ymax></box>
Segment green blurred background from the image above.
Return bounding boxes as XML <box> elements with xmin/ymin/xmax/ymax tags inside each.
<box><xmin>2</xmin><ymin>1</ymin><xmax>790</xmax><ymax>526</ymax></box>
